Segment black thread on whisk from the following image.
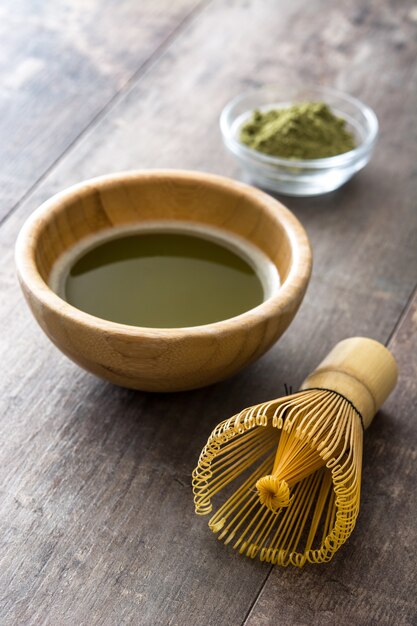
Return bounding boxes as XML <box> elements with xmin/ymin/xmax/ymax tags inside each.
<box><xmin>298</xmin><ymin>387</ymin><xmax>365</xmax><ymax>431</ymax></box>
<box><xmin>283</xmin><ymin>383</ymin><xmax>293</xmax><ymax>396</ymax></box>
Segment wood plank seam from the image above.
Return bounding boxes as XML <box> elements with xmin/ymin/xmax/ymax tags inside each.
<box><xmin>241</xmin><ymin>568</ymin><xmax>274</xmax><ymax>625</ymax></box>
<box><xmin>241</xmin><ymin>286</ymin><xmax>417</xmax><ymax>625</ymax></box>
<box><xmin>385</xmin><ymin>284</ymin><xmax>417</xmax><ymax>345</ymax></box>
<box><xmin>0</xmin><ymin>0</ymin><xmax>211</xmax><ymax>232</ymax></box>
<box><xmin>0</xmin><ymin>0</ymin><xmax>415</xmax><ymax>622</ymax></box>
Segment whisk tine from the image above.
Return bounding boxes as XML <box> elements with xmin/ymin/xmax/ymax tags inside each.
<box><xmin>193</xmin><ymin>338</ymin><xmax>398</xmax><ymax>566</ymax></box>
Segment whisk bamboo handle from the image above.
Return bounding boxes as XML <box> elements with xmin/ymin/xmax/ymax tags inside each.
<box><xmin>301</xmin><ymin>337</ymin><xmax>398</xmax><ymax>429</ymax></box>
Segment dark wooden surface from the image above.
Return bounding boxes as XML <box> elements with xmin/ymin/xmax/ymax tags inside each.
<box><xmin>0</xmin><ymin>1</ymin><xmax>416</xmax><ymax>624</ymax></box>
<box><xmin>0</xmin><ymin>0</ymin><xmax>203</xmax><ymax>223</ymax></box>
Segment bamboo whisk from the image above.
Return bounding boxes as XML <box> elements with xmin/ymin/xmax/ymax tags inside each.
<box><xmin>193</xmin><ymin>337</ymin><xmax>397</xmax><ymax>566</ymax></box>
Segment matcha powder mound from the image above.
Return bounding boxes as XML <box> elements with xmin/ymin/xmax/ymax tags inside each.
<box><xmin>240</xmin><ymin>102</ymin><xmax>356</xmax><ymax>159</ymax></box>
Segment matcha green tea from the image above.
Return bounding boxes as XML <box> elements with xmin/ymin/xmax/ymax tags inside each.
<box><xmin>240</xmin><ymin>102</ymin><xmax>355</xmax><ymax>159</ymax></box>
<box><xmin>57</xmin><ymin>228</ymin><xmax>274</xmax><ymax>328</ymax></box>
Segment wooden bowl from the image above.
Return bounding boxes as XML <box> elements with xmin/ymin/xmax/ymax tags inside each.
<box><xmin>15</xmin><ymin>170</ymin><xmax>312</xmax><ymax>391</ymax></box>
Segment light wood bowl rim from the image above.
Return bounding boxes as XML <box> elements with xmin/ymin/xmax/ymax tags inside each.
<box><xmin>15</xmin><ymin>169</ymin><xmax>312</xmax><ymax>339</ymax></box>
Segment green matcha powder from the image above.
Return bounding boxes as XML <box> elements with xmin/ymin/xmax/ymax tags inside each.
<box><xmin>240</xmin><ymin>102</ymin><xmax>355</xmax><ymax>159</ymax></box>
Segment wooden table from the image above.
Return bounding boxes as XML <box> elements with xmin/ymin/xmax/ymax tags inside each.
<box><xmin>1</xmin><ymin>1</ymin><xmax>416</xmax><ymax>624</ymax></box>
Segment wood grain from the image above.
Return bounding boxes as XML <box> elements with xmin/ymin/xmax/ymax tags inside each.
<box><xmin>0</xmin><ymin>0</ymin><xmax>201</xmax><ymax>222</ymax></box>
<box><xmin>0</xmin><ymin>0</ymin><xmax>416</xmax><ymax>624</ymax></box>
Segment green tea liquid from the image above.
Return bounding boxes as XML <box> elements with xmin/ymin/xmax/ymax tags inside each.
<box><xmin>52</xmin><ymin>225</ymin><xmax>279</xmax><ymax>328</ymax></box>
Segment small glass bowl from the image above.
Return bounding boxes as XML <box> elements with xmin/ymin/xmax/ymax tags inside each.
<box><xmin>220</xmin><ymin>85</ymin><xmax>378</xmax><ymax>197</ymax></box>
